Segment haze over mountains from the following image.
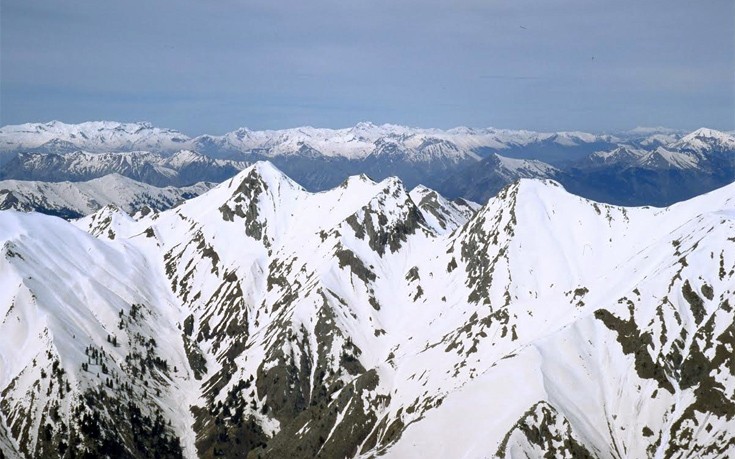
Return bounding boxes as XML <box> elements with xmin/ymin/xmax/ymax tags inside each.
<box><xmin>1</xmin><ymin>162</ymin><xmax>734</xmax><ymax>458</ymax></box>
<box><xmin>1</xmin><ymin>121</ymin><xmax>734</xmax><ymax>212</ymax></box>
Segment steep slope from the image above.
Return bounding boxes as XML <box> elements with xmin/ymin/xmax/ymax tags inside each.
<box><xmin>0</xmin><ymin>174</ymin><xmax>212</xmax><ymax>218</ymax></box>
<box><xmin>379</xmin><ymin>179</ymin><xmax>735</xmax><ymax>458</ymax></box>
<box><xmin>409</xmin><ymin>185</ymin><xmax>480</xmax><ymax>235</ymax></box>
<box><xmin>0</xmin><ymin>210</ymin><xmax>194</xmax><ymax>458</ymax></box>
<box><xmin>63</xmin><ymin>162</ymin><xmax>464</xmax><ymax>457</ymax></box>
<box><xmin>1</xmin><ymin>161</ymin><xmax>734</xmax><ymax>458</ymax></box>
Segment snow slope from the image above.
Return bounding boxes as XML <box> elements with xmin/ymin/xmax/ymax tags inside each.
<box><xmin>0</xmin><ymin>174</ymin><xmax>212</xmax><ymax>217</ymax></box>
<box><xmin>1</xmin><ymin>161</ymin><xmax>734</xmax><ymax>458</ymax></box>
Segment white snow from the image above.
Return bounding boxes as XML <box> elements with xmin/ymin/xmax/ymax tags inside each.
<box><xmin>1</xmin><ymin>160</ymin><xmax>735</xmax><ymax>457</ymax></box>
<box><xmin>1</xmin><ymin>121</ymin><xmax>624</xmax><ymax>162</ymax></box>
<box><xmin>0</xmin><ymin>174</ymin><xmax>212</xmax><ymax>215</ymax></box>
<box><xmin>0</xmin><ymin>120</ymin><xmax>190</xmax><ymax>153</ymax></box>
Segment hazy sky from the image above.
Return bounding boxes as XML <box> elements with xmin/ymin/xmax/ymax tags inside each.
<box><xmin>1</xmin><ymin>0</ymin><xmax>733</xmax><ymax>134</ymax></box>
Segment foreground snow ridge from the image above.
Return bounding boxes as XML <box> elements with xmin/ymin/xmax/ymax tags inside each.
<box><xmin>1</xmin><ymin>161</ymin><xmax>734</xmax><ymax>458</ymax></box>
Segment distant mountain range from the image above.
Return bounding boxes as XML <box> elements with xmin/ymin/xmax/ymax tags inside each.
<box><xmin>446</xmin><ymin>128</ymin><xmax>735</xmax><ymax>206</ymax></box>
<box><xmin>1</xmin><ymin>121</ymin><xmax>733</xmax><ymax>210</ymax></box>
<box><xmin>0</xmin><ymin>120</ymin><xmax>620</xmax><ymax>161</ymax></box>
<box><xmin>2</xmin><ymin>162</ymin><xmax>734</xmax><ymax>457</ymax></box>
<box><xmin>0</xmin><ymin>174</ymin><xmax>213</xmax><ymax>219</ymax></box>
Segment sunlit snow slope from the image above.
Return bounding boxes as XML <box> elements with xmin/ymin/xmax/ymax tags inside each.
<box><xmin>1</xmin><ymin>161</ymin><xmax>734</xmax><ymax>458</ymax></box>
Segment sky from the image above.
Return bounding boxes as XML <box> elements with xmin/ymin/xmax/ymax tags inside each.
<box><xmin>1</xmin><ymin>0</ymin><xmax>733</xmax><ymax>135</ymax></box>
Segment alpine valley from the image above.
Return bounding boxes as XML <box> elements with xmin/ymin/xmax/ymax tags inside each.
<box><xmin>1</xmin><ymin>161</ymin><xmax>735</xmax><ymax>458</ymax></box>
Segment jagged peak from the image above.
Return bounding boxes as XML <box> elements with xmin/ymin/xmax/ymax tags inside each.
<box><xmin>193</xmin><ymin>161</ymin><xmax>307</xmax><ymax>233</ymax></box>
<box><xmin>243</xmin><ymin>161</ymin><xmax>302</xmax><ymax>190</ymax></box>
<box><xmin>488</xmin><ymin>154</ymin><xmax>559</xmax><ymax>178</ymax></box>
<box><xmin>74</xmin><ymin>204</ymin><xmax>136</xmax><ymax>240</ymax></box>
<box><xmin>409</xmin><ymin>184</ymin><xmax>435</xmax><ymax>196</ymax></box>
<box><xmin>408</xmin><ymin>184</ymin><xmax>478</xmax><ymax>234</ymax></box>
<box><xmin>338</xmin><ymin>173</ymin><xmax>377</xmax><ymax>189</ymax></box>
<box><xmin>609</xmin><ymin>144</ymin><xmax>642</xmax><ymax>153</ymax></box>
<box><xmin>492</xmin><ymin>176</ymin><xmax>735</xmax><ymax>227</ymax></box>
<box><xmin>4</xmin><ymin>147</ymin><xmax>735</xmax><ymax>458</ymax></box>
<box><xmin>218</xmin><ymin>161</ymin><xmax>300</xmax><ymax>192</ymax></box>
<box><xmin>371</xmin><ymin>176</ymin><xmax>409</xmax><ymax>199</ymax></box>
<box><xmin>84</xmin><ymin>203</ymin><xmax>135</xmax><ymax>224</ymax></box>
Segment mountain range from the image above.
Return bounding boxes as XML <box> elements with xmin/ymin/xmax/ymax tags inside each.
<box><xmin>3</xmin><ymin>121</ymin><xmax>732</xmax><ymax>209</ymax></box>
<box><xmin>0</xmin><ymin>174</ymin><xmax>213</xmax><ymax>219</ymax></box>
<box><xmin>1</xmin><ymin>162</ymin><xmax>734</xmax><ymax>457</ymax></box>
<box><xmin>0</xmin><ymin>121</ymin><xmax>619</xmax><ymax>161</ymax></box>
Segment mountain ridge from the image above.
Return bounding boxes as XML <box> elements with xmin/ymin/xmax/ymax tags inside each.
<box><xmin>1</xmin><ymin>120</ymin><xmax>625</xmax><ymax>160</ymax></box>
<box><xmin>2</xmin><ymin>121</ymin><xmax>732</xmax><ymax>209</ymax></box>
<box><xmin>0</xmin><ymin>173</ymin><xmax>213</xmax><ymax>218</ymax></box>
<box><xmin>2</xmin><ymin>121</ymin><xmax>733</xmax><ymax>208</ymax></box>
<box><xmin>1</xmin><ymin>162</ymin><xmax>734</xmax><ymax>457</ymax></box>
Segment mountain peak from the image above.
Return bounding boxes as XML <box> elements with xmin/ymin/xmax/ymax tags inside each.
<box><xmin>3</xmin><ymin>163</ymin><xmax>735</xmax><ymax>457</ymax></box>
<box><xmin>247</xmin><ymin>160</ymin><xmax>297</xmax><ymax>186</ymax></box>
<box><xmin>338</xmin><ymin>173</ymin><xmax>376</xmax><ymax>189</ymax></box>
<box><xmin>215</xmin><ymin>161</ymin><xmax>302</xmax><ymax>209</ymax></box>
<box><xmin>686</xmin><ymin>127</ymin><xmax>726</xmax><ymax>138</ymax></box>
<box><xmin>674</xmin><ymin>127</ymin><xmax>735</xmax><ymax>152</ymax></box>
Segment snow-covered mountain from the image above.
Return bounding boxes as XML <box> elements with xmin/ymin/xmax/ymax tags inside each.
<box><xmin>438</xmin><ymin>153</ymin><xmax>561</xmax><ymax>205</ymax></box>
<box><xmin>560</xmin><ymin>128</ymin><xmax>735</xmax><ymax>206</ymax></box>
<box><xmin>0</xmin><ymin>150</ymin><xmax>248</xmax><ymax>188</ymax></box>
<box><xmin>0</xmin><ymin>174</ymin><xmax>213</xmax><ymax>218</ymax></box>
<box><xmin>584</xmin><ymin>145</ymin><xmax>700</xmax><ymax>170</ymax></box>
<box><xmin>584</xmin><ymin>145</ymin><xmax>649</xmax><ymax>167</ymax></box>
<box><xmin>669</xmin><ymin>127</ymin><xmax>735</xmax><ymax>154</ymax></box>
<box><xmin>1</xmin><ymin>122</ymin><xmax>732</xmax><ymax>207</ymax></box>
<box><xmin>1</xmin><ymin>161</ymin><xmax>734</xmax><ymax>458</ymax></box>
<box><xmin>188</xmin><ymin>122</ymin><xmax>619</xmax><ymax>163</ymax></box>
<box><xmin>0</xmin><ymin>121</ymin><xmax>618</xmax><ymax>162</ymax></box>
<box><xmin>0</xmin><ymin>121</ymin><xmax>190</xmax><ymax>154</ymax></box>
